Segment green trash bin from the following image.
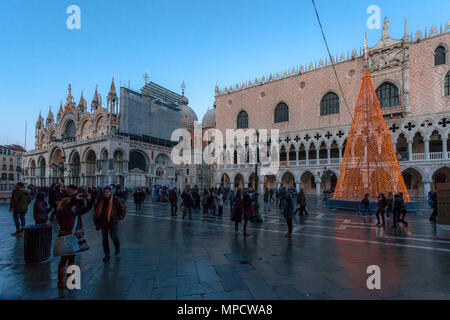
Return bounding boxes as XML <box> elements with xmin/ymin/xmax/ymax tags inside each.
<box><xmin>24</xmin><ymin>225</ymin><xmax>53</xmax><ymax>264</ymax></box>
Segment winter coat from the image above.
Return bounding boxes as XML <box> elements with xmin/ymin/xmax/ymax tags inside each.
<box><xmin>94</xmin><ymin>196</ymin><xmax>126</xmax><ymax>229</ymax></box>
<box><xmin>10</xmin><ymin>187</ymin><xmax>31</xmax><ymax>214</ymax></box>
<box><xmin>242</xmin><ymin>194</ymin><xmax>253</xmax><ymax>221</ymax></box>
<box><xmin>56</xmin><ymin>197</ymin><xmax>93</xmax><ymax>236</ymax></box>
<box><xmin>378</xmin><ymin>197</ymin><xmax>387</xmax><ymax>211</ymax></box>
<box><xmin>231</xmin><ymin>198</ymin><xmax>243</xmax><ymax>223</ymax></box>
<box><xmin>181</xmin><ymin>192</ymin><xmax>194</xmax><ymax>208</ymax></box>
<box><xmin>296</xmin><ymin>192</ymin><xmax>306</xmax><ymax>207</ymax></box>
<box><xmin>283</xmin><ymin>198</ymin><xmax>295</xmax><ymax>219</ymax></box>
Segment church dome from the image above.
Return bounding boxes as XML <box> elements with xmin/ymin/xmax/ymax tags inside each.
<box><xmin>181</xmin><ymin>105</ymin><xmax>198</xmax><ymax>130</ymax></box>
<box><xmin>202</xmin><ymin>107</ymin><xmax>216</xmax><ymax>129</ymax></box>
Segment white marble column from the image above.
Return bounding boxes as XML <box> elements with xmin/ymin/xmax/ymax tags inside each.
<box><xmin>338</xmin><ymin>146</ymin><xmax>343</xmax><ymax>162</ymax></box>
<box><xmin>423</xmin><ymin>181</ymin><xmax>431</xmax><ymax>198</ymax></box>
<box><xmin>408</xmin><ymin>141</ymin><xmax>413</xmax><ymax>161</ymax></box>
<box><xmin>296</xmin><ymin>183</ymin><xmax>300</xmax><ymax>193</ymax></box>
<box><xmin>316</xmin><ymin>182</ymin><xmax>321</xmax><ymax>196</ymax></box>
<box><xmin>424</xmin><ymin>138</ymin><xmax>430</xmax><ymax>160</ymax></box>
<box><xmin>443</xmin><ymin>138</ymin><xmax>448</xmax><ymax>159</ymax></box>
<box><xmin>316</xmin><ymin>149</ymin><xmax>320</xmax><ymax>165</ymax></box>
<box><xmin>295</xmin><ymin>148</ymin><xmax>299</xmax><ymax>166</ymax></box>
<box><xmin>327</xmin><ymin>148</ymin><xmax>331</xmax><ymax>165</ymax></box>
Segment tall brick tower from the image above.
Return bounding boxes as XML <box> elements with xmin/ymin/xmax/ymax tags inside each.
<box><xmin>332</xmin><ymin>67</ymin><xmax>410</xmax><ymax>202</ymax></box>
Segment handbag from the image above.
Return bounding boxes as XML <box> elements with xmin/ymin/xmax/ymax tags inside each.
<box><xmin>53</xmin><ymin>216</ymin><xmax>80</xmax><ymax>257</ymax></box>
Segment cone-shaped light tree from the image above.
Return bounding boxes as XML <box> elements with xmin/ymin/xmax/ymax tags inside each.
<box><xmin>332</xmin><ymin>68</ymin><xmax>410</xmax><ymax>202</ymax></box>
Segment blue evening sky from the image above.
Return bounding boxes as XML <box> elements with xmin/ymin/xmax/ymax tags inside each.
<box><xmin>0</xmin><ymin>0</ymin><xmax>448</xmax><ymax>148</ymax></box>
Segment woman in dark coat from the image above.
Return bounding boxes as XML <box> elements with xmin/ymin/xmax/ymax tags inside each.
<box><xmin>33</xmin><ymin>192</ymin><xmax>49</xmax><ymax>225</ymax></box>
<box><xmin>241</xmin><ymin>191</ymin><xmax>252</xmax><ymax>237</ymax></box>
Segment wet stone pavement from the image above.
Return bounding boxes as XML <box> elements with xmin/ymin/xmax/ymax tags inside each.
<box><xmin>0</xmin><ymin>198</ymin><xmax>449</xmax><ymax>300</ymax></box>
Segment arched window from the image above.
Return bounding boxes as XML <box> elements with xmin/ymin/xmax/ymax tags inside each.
<box><xmin>376</xmin><ymin>82</ymin><xmax>400</xmax><ymax>108</ymax></box>
<box><xmin>274</xmin><ymin>102</ymin><xmax>289</xmax><ymax>123</ymax></box>
<box><xmin>435</xmin><ymin>46</ymin><xmax>446</xmax><ymax>66</ymax></box>
<box><xmin>320</xmin><ymin>92</ymin><xmax>340</xmax><ymax>116</ymax></box>
<box><xmin>445</xmin><ymin>72</ymin><xmax>450</xmax><ymax>96</ymax></box>
<box><xmin>129</xmin><ymin>151</ymin><xmax>147</xmax><ymax>172</ymax></box>
<box><xmin>64</xmin><ymin>120</ymin><xmax>76</xmax><ymax>138</ymax></box>
<box><xmin>237</xmin><ymin>111</ymin><xmax>248</xmax><ymax>129</ymax></box>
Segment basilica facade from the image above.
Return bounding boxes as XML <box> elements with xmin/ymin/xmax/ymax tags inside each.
<box><xmin>22</xmin><ymin>78</ymin><xmax>201</xmax><ymax>190</ymax></box>
<box><xmin>213</xmin><ymin>18</ymin><xmax>450</xmax><ymax>199</ymax></box>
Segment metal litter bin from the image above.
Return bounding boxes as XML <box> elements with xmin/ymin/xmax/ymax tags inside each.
<box><xmin>24</xmin><ymin>225</ymin><xmax>53</xmax><ymax>264</ymax></box>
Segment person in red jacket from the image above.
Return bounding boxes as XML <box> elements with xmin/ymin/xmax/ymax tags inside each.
<box><xmin>94</xmin><ymin>186</ymin><xmax>126</xmax><ymax>262</ymax></box>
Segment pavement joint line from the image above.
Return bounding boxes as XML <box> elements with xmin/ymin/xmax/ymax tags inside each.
<box><xmin>127</xmin><ymin>213</ymin><xmax>450</xmax><ymax>253</ymax></box>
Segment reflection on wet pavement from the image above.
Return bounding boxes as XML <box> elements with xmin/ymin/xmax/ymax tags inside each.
<box><xmin>0</xmin><ymin>199</ymin><xmax>449</xmax><ymax>300</ymax></box>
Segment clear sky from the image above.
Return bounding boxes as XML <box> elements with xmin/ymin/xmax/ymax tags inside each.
<box><xmin>0</xmin><ymin>0</ymin><xmax>448</xmax><ymax>149</ymax></box>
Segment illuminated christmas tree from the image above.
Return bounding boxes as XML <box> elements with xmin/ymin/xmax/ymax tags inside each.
<box><xmin>332</xmin><ymin>67</ymin><xmax>410</xmax><ymax>202</ymax></box>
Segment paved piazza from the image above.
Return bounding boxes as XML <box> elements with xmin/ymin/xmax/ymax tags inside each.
<box><xmin>0</xmin><ymin>198</ymin><xmax>449</xmax><ymax>300</ymax></box>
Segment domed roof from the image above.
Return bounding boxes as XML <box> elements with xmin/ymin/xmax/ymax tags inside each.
<box><xmin>202</xmin><ymin>107</ymin><xmax>216</xmax><ymax>129</ymax></box>
<box><xmin>181</xmin><ymin>105</ymin><xmax>198</xmax><ymax>130</ymax></box>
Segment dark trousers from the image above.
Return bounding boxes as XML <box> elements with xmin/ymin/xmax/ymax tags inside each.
<box><xmin>235</xmin><ymin>220</ymin><xmax>248</xmax><ymax>233</ymax></box>
<box><xmin>218</xmin><ymin>205</ymin><xmax>223</xmax><ymax>216</ymax></box>
<box><xmin>286</xmin><ymin>217</ymin><xmax>293</xmax><ymax>233</ymax></box>
<box><xmin>59</xmin><ymin>255</ymin><xmax>75</xmax><ymax>268</ymax></box>
<box><xmin>101</xmin><ymin>224</ymin><xmax>120</xmax><ymax>257</ymax></box>
<box><xmin>170</xmin><ymin>202</ymin><xmax>178</xmax><ymax>216</ymax></box>
<box><xmin>376</xmin><ymin>209</ymin><xmax>385</xmax><ymax>224</ymax></box>
<box><xmin>430</xmin><ymin>208</ymin><xmax>438</xmax><ymax>221</ymax></box>
<box><xmin>295</xmin><ymin>206</ymin><xmax>308</xmax><ymax>216</ymax></box>
<box><xmin>13</xmin><ymin>212</ymin><xmax>26</xmax><ymax>231</ymax></box>
<box><xmin>183</xmin><ymin>207</ymin><xmax>192</xmax><ymax>220</ymax></box>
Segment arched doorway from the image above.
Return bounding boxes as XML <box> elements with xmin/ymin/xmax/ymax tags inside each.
<box><xmin>113</xmin><ymin>150</ymin><xmax>125</xmax><ymax>185</ymax></box>
<box><xmin>402</xmin><ymin>168</ymin><xmax>423</xmax><ymax>199</ymax></box>
<box><xmin>129</xmin><ymin>150</ymin><xmax>149</xmax><ymax>188</ymax></box>
<box><xmin>234</xmin><ymin>173</ymin><xmax>244</xmax><ymax>190</ymax></box>
<box><xmin>432</xmin><ymin>167</ymin><xmax>450</xmax><ymax>191</ymax></box>
<box><xmin>264</xmin><ymin>175</ymin><xmax>276</xmax><ymax>190</ymax></box>
<box><xmin>29</xmin><ymin>159</ymin><xmax>36</xmax><ymax>185</ymax></box>
<box><xmin>50</xmin><ymin>148</ymin><xmax>64</xmax><ymax>184</ymax></box>
<box><xmin>85</xmin><ymin>150</ymin><xmax>97</xmax><ymax>187</ymax></box>
<box><xmin>281</xmin><ymin>172</ymin><xmax>295</xmax><ymax>189</ymax></box>
<box><xmin>38</xmin><ymin>157</ymin><xmax>46</xmax><ymax>187</ymax></box>
<box><xmin>221</xmin><ymin>174</ymin><xmax>230</xmax><ymax>188</ymax></box>
<box><xmin>396</xmin><ymin>134</ymin><xmax>408</xmax><ymax>161</ymax></box>
<box><xmin>69</xmin><ymin>151</ymin><xmax>81</xmax><ymax>186</ymax></box>
<box><xmin>321</xmin><ymin>170</ymin><xmax>337</xmax><ymax>193</ymax></box>
<box><xmin>300</xmin><ymin>171</ymin><xmax>316</xmax><ymax>194</ymax></box>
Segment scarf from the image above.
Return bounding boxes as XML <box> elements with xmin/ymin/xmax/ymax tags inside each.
<box><xmin>95</xmin><ymin>197</ymin><xmax>114</xmax><ymax>222</ymax></box>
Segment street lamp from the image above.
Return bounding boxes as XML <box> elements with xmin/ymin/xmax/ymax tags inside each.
<box><xmin>252</xmin><ymin>130</ymin><xmax>263</xmax><ymax>223</ymax></box>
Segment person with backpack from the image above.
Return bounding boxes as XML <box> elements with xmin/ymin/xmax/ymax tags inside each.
<box><xmin>33</xmin><ymin>192</ymin><xmax>49</xmax><ymax>225</ymax></box>
<box><xmin>94</xmin><ymin>186</ymin><xmax>126</xmax><ymax>262</ymax></box>
<box><xmin>9</xmin><ymin>182</ymin><xmax>32</xmax><ymax>236</ymax></box>
<box><xmin>376</xmin><ymin>193</ymin><xmax>387</xmax><ymax>227</ymax></box>
<box><xmin>54</xmin><ymin>188</ymin><xmax>93</xmax><ymax>288</ymax></box>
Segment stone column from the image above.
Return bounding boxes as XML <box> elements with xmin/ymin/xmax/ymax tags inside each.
<box><xmin>327</xmin><ymin>147</ymin><xmax>331</xmax><ymax>165</ymax></box>
<box><xmin>305</xmin><ymin>147</ymin><xmax>309</xmax><ymax>163</ymax></box>
<box><xmin>424</xmin><ymin>138</ymin><xmax>430</xmax><ymax>160</ymax></box>
<box><xmin>393</xmin><ymin>143</ymin><xmax>397</xmax><ymax>153</ymax></box>
<box><xmin>443</xmin><ymin>138</ymin><xmax>448</xmax><ymax>159</ymax></box>
<box><xmin>316</xmin><ymin>149</ymin><xmax>320</xmax><ymax>165</ymax></box>
<box><xmin>408</xmin><ymin>141</ymin><xmax>413</xmax><ymax>161</ymax></box>
<box><xmin>295</xmin><ymin>148</ymin><xmax>299</xmax><ymax>166</ymax></box>
<box><xmin>316</xmin><ymin>182</ymin><xmax>321</xmax><ymax>196</ymax></box>
<box><xmin>338</xmin><ymin>146</ymin><xmax>343</xmax><ymax>162</ymax></box>
<box><xmin>230</xmin><ymin>183</ymin><xmax>234</xmax><ymax>190</ymax></box>
<box><xmin>296</xmin><ymin>183</ymin><xmax>300</xmax><ymax>193</ymax></box>
<box><xmin>423</xmin><ymin>181</ymin><xmax>431</xmax><ymax>198</ymax></box>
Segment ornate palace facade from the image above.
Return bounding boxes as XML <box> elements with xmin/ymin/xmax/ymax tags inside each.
<box><xmin>213</xmin><ymin>18</ymin><xmax>450</xmax><ymax>199</ymax></box>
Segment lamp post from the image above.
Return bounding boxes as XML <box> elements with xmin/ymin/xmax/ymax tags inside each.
<box><xmin>252</xmin><ymin>130</ymin><xmax>263</xmax><ymax>223</ymax></box>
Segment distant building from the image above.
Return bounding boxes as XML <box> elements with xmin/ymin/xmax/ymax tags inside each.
<box><xmin>0</xmin><ymin>144</ymin><xmax>26</xmax><ymax>182</ymax></box>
